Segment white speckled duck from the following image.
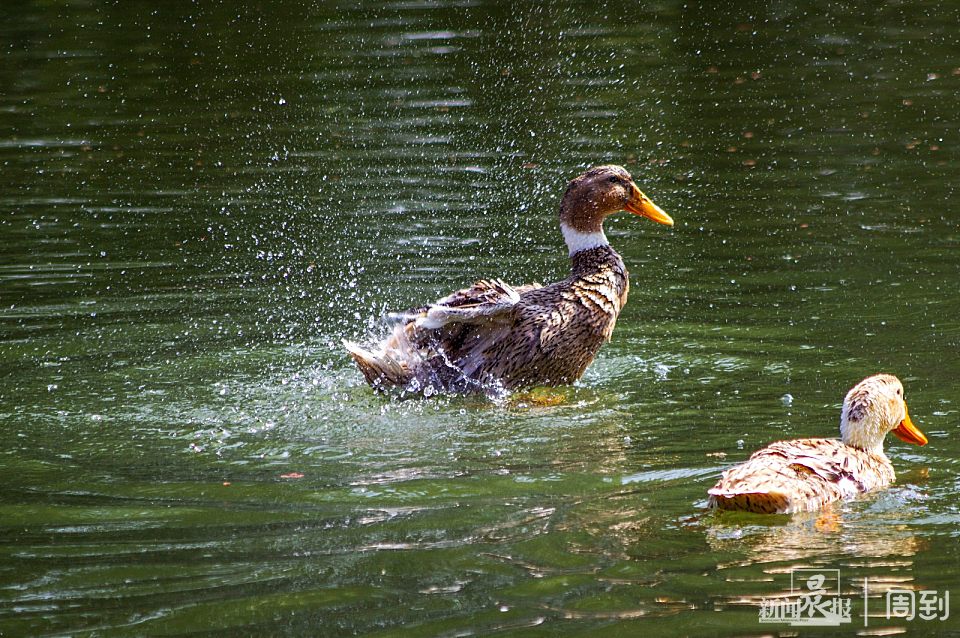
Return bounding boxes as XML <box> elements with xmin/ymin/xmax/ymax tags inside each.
<box><xmin>708</xmin><ymin>374</ymin><xmax>928</xmax><ymax>514</ymax></box>
<box><xmin>344</xmin><ymin>165</ymin><xmax>674</xmax><ymax>394</ymax></box>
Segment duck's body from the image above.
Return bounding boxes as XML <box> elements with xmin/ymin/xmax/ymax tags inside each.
<box><xmin>345</xmin><ymin>165</ymin><xmax>673</xmax><ymax>394</ymax></box>
<box><xmin>708</xmin><ymin>374</ymin><xmax>928</xmax><ymax>514</ymax></box>
<box><xmin>706</xmin><ymin>438</ymin><xmax>897</xmax><ymax>514</ymax></box>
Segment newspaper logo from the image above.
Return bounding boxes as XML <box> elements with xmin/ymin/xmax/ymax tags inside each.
<box><xmin>759</xmin><ymin>569</ymin><xmax>950</xmax><ymax>627</ymax></box>
<box><xmin>759</xmin><ymin>569</ymin><xmax>851</xmax><ymax>626</ymax></box>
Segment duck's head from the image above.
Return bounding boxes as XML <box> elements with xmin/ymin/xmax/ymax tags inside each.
<box><xmin>558</xmin><ymin>165</ymin><xmax>673</xmax><ymax>256</ymax></box>
<box><xmin>839</xmin><ymin>373</ymin><xmax>927</xmax><ymax>453</ymax></box>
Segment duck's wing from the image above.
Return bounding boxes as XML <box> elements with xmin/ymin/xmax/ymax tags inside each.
<box><xmin>512</xmin><ymin>282</ymin><xmax>544</xmax><ymax>295</ymax></box>
<box><xmin>707</xmin><ymin>439</ymin><xmax>888</xmax><ymax>514</ymax></box>
<box><xmin>391</xmin><ymin>278</ymin><xmax>535</xmax><ymax>330</ymax></box>
<box><xmin>351</xmin><ymin>279</ymin><xmax>541</xmax><ymax>392</ymax></box>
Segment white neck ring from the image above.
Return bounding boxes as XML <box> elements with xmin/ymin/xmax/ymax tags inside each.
<box><xmin>561</xmin><ymin>223</ymin><xmax>608</xmax><ymax>256</ymax></box>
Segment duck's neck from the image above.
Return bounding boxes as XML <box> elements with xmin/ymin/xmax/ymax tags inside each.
<box><xmin>840</xmin><ymin>416</ymin><xmax>887</xmax><ymax>456</ymax></box>
<box><xmin>561</xmin><ymin>222</ymin><xmax>608</xmax><ymax>257</ymax></box>
<box><xmin>565</xmin><ymin>235</ymin><xmax>626</xmax><ymax>286</ymax></box>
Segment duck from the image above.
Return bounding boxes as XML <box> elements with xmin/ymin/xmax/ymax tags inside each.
<box><xmin>707</xmin><ymin>374</ymin><xmax>928</xmax><ymax>514</ymax></box>
<box><xmin>344</xmin><ymin>165</ymin><xmax>674</xmax><ymax>395</ymax></box>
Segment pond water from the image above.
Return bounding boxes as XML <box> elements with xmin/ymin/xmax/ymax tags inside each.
<box><xmin>2</xmin><ymin>1</ymin><xmax>959</xmax><ymax>635</ymax></box>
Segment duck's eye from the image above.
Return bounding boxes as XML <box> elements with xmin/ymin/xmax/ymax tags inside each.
<box><xmin>608</xmin><ymin>176</ymin><xmax>618</xmax><ymax>183</ymax></box>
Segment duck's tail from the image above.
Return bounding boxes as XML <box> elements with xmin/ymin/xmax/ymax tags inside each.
<box><xmin>343</xmin><ymin>338</ymin><xmax>412</xmax><ymax>389</ymax></box>
<box><xmin>707</xmin><ymin>489</ymin><xmax>792</xmax><ymax>514</ymax></box>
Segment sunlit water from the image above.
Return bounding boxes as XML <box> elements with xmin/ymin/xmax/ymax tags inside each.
<box><xmin>2</xmin><ymin>1</ymin><xmax>959</xmax><ymax>635</ymax></box>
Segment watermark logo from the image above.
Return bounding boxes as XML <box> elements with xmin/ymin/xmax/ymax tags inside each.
<box><xmin>759</xmin><ymin>569</ymin><xmax>851</xmax><ymax>626</ymax></box>
<box><xmin>759</xmin><ymin>569</ymin><xmax>950</xmax><ymax>627</ymax></box>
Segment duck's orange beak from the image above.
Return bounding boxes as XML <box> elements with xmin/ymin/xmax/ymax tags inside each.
<box><xmin>892</xmin><ymin>404</ymin><xmax>928</xmax><ymax>446</ymax></box>
<box><xmin>624</xmin><ymin>183</ymin><xmax>674</xmax><ymax>226</ymax></box>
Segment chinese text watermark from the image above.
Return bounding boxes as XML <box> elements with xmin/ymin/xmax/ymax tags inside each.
<box><xmin>759</xmin><ymin>569</ymin><xmax>949</xmax><ymax>627</ymax></box>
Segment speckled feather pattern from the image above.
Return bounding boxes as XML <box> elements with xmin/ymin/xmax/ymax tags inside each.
<box><xmin>707</xmin><ymin>438</ymin><xmax>896</xmax><ymax>514</ymax></box>
<box><xmin>450</xmin><ymin>245</ymin><xmax>626</xmax><ymax>387</ymax></box>
<box><xmin>362</xmin><ymin>245</ymin><xmax>629</xmax><ymax>393</ymax></box>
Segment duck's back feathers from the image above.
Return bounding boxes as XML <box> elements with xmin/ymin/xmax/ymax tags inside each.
<box><xmin>707</xmin><ymin>438</ymin><xmax>895</xmax><ymax>514</ymax></box>
<box><xmin>348</xmin><ymin>253</ymin><xmax>625</xmax><ymax>394</ymax></box>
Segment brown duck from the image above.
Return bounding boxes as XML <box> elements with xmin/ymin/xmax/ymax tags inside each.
<box><xmin>708</xmin><ymin>374</ymin><xmax>928</xmax><ymax>514</ymax></box>
<box><xmin>344</xmin><ymin>165</ymin><xmax>674</xmax><ymax>394</ymax></box>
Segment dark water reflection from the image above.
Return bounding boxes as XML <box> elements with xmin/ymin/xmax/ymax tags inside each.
<box><xmin>2</xmin><ymin>1</ymin><xmax>960</xmax><ymax>635</ymax></box>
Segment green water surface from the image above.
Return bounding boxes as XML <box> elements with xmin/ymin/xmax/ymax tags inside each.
<box><xmin>2</xmin><ymin>1</ymin><xmax>959</xmax><ymax>636</ymax></box>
